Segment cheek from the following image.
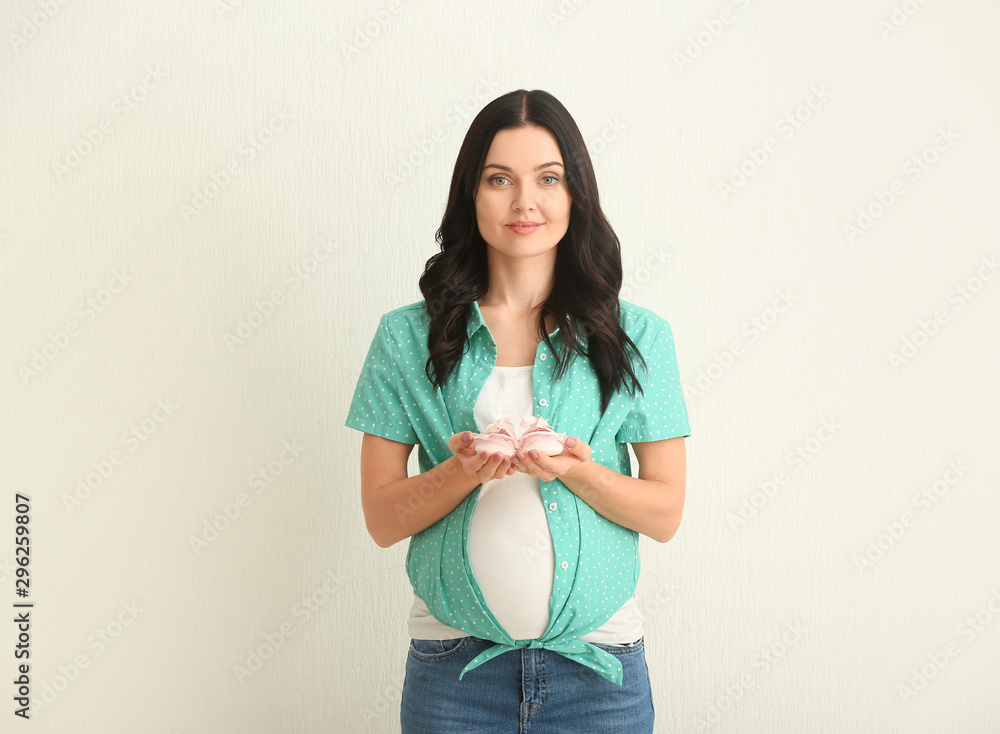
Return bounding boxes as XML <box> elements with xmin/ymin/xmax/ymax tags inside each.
<box><xmin>477</xmin><ymin>194</ymin><xmax>502</xmax><ymax>221</ymax></box>
<box><xmin>553</xmin><ymin>203</ymin><xmax>571</xmax><ymax>229</ymax></box>
<box><xmin>554</xmin><ymin>192</ymin><xmax>572</xmax><ymax>220</ymax></box>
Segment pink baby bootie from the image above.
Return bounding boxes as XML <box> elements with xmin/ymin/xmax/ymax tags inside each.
<box><xmin>472</xmin><ymin>417</ymin><xmax>519</xmax><ymax>457</ymax></box>
<box><xmin>517</xmin><ymin>416</ymin><xmax>567</xmax><ymax>456</ymax></box>
<box><xmin>472</xmin><ymin>415</ymin><xmax>567</xmax><ymax>458</ymax></box>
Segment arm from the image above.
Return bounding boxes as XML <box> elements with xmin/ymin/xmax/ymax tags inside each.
<box><xmin>360</xmin><ymin>432</ymin><xmax>515</xmax><ymax>549</ymax></box>
<box><xmin>558</xmin><ymin>436</ymin><xmax>687</xmax><ymax>543</ymax></box>
<box><xmin>360</xmin><ymin>433</ymin><xmax>481</xmax><ymax>549</ymax></box>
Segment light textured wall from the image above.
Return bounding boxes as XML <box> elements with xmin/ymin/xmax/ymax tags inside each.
<box><xmin>1</xmin><ymin>0</ymin><xmax>998</xmax><ymax>732</ymax></box>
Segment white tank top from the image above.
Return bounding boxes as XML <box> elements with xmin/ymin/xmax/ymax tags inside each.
<box><xmin>406</xmin><ymin>364</ymin><xmax>644</xmax><ymax>643</ymax></box>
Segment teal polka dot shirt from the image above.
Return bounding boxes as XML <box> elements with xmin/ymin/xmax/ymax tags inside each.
<box><xmin>345</xmin><ymin>298</ymin><xmax>691</xmax><ymax>686</ymax></box>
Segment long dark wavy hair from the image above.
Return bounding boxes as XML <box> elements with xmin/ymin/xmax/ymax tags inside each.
<box><xmin>418</xmin><ymin>89</ymin><xmax>647</xmax><ymax>415</ymax></box>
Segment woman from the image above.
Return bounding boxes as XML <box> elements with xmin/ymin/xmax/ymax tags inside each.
<box><xmin>346</xmin><ymin>89</ymin><xmax>690</xmax><ymax>733</ymax></box>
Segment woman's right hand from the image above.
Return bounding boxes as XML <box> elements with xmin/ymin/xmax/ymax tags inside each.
<box><xmin>448</xmin><ymin>431</ymin><xmax>516</xmax><ymax>482</ymax></box>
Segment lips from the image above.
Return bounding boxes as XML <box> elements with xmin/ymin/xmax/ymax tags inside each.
<box><xmin>506</xmin><ymin>223</ymin><xmax>542</xmax><ymax>235</ymax></box>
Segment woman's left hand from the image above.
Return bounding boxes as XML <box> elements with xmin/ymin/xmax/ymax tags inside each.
<box><xmin>511</xmin><ymin>437</ymin><xmax>593</xmax><ymax>482</ymax></box>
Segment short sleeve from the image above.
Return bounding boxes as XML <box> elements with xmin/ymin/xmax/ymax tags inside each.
<box><xmin>615</xmin><ymin>320</ymin><xmax>691</xmax><ymax>443</ymax></box>
<box><xmin>344</xmin><ymin>315</ymin><xmax>419</xmax><ymax>444</ymax></box>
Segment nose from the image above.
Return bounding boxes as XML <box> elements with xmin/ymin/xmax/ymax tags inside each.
<box><xmin>511</xmin><ymin>184</ymin><xmax>539</xmax><ymax>213</ymax></box>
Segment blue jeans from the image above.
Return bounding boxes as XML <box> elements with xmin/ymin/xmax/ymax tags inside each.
<box><xmin>400</xmin><ymin>635</ymin><xmax>654</xmax><ymax>733</ymax></box>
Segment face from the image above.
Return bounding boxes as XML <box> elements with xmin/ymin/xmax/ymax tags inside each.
<box><xmin>474</xmin><ymin>125</ymin><xmax>572</xmax><ymax>260</ymax></box>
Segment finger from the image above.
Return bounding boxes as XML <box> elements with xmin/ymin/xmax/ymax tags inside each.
<box><xmin>513</xmin><ymin>461</ymin><xmax>535</xmax><ymax>476</ymax></box>
<box><xmin>534</xmin><ymin>452</ymin><xmax>564</xmax><ymax>482</ymax></box>
<box><xmin>461</xmin><ymin>450</ymin><xmax>488</xmax><ymax>479</ymax></box>
<box><xmin>478</xmin><ymin>451</ymin><xmax>504</xmax><ymax>477</ymax></box>
<box><xmin>456</xmin><ymin>443</ymin><xmax>479</xmax><ymax>458</ymax></box>
<box><xmin>560</xmin><ymin>437</ymin><xmax>592</xmax><ymax>460</ymax></box>
<box><xmin>519</xmin><ymin>452</ymin><xmax>556</xmax><ymax>482</ymax></box>
<box><xmin>516</xmin><ymin>450</ymin><xmax>542</xmax><ymax>474</ymax></box>
<box><xmin>491</xmin><ymin>453</ymin><xmax>511</xmax><ymax>479</ymax></box>
<box><xmin>450</xmin><ymin>430</ymin><xmax>475</xmax><ymax>453</ymax></box>
<box><xmin>531</xmin><ymin>452</ymin><xmax>556</xmax><ymax>479</ymax></box>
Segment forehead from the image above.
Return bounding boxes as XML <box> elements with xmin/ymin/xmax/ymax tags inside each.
<box><xmin>483</xmin><ymin>126</ymin><xmax>563</xmax><ymax>167</ymax></box>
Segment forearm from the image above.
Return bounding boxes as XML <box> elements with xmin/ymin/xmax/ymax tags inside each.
<box><xmin>560</xmin><ymin>460</ymin><xmax>683</xmax><ymax>543</ymax></box>
<box><xmin>365</xmin><ymin>455</ymin><xmax>481</xmax><ymax>548</ymax></box>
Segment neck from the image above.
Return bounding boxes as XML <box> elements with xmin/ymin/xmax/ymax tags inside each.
<box><xmin>478</xmin><ymin>271</ymin><xmax>554</xmax><ymax>316</ymax></box>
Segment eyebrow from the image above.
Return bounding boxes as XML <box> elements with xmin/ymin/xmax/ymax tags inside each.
<box><xmin>482</xmin><ymin>161</ymin><xmax>564</xmax><ymax>173</ymax></box>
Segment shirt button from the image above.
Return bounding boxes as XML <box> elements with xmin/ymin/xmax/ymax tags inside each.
<box><xmin>560</xmin><ymin>561</ymin><xmax>569</xmax><ymax>570</ymax></box>
<box><xmin>538</xmin><ymin>398</ymin><xmax>548</xmax><ymax>407</ymax></box>
<box><xmin>539</xmin><ymin>353</ymin><xmax>547</xmax><ymax>361</ymax></box>
<box><xmin>548</xmin><ymin>502</ymin><xmax>557</xmax><ymax>511</ymax></box>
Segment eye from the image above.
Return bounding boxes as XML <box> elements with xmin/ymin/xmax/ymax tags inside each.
<box><xmin>488</xmin><ymin>175</ymin><xmax>510</xmax><ymax>186</ymax></box>
<box><xmin>541</xmin><ymin>175</ymin><xmax>560</xmax><ymax>185</ymax></box>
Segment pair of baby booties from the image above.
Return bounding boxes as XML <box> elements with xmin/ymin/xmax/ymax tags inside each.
<box><xmin>472</xmin><ymin>416</ymin><xmax>567</xmax><ymax>458</ymax></box>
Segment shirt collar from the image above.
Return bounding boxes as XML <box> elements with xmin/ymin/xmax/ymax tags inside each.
<box><xmin>466</xmin><ymin>299</ymin><xmax>561</xmax><ymax>341</ymax></box>
<box><xmin>466</xmin><ymin>299</ymin><xmax>487</xmax><ymax>340</ymax></box>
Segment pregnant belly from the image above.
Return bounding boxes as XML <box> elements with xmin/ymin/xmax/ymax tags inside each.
<box><xmin>468</xmin><ymin>473</ymin><xmax>555</xmax><ymax>641</ymax></box>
